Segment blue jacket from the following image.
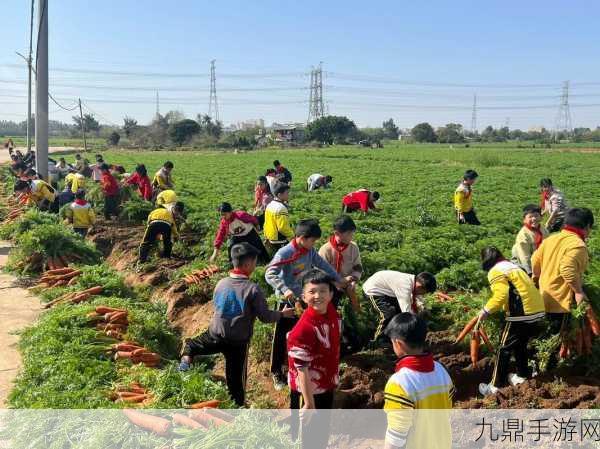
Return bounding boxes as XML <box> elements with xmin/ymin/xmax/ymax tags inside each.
<box><xmin>265</xmin><ymin>241</ymin><xmax>342</xmax><ymax>301</ymax></box>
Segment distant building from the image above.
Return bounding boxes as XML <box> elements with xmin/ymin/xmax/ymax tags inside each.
<box><xmin>528</xmin><ymin>126</ymin><xmax>545</xmax><ymax>133</ymax></box>
<box><xmin>270</xmin><ymin>123</ymin><xmax>306</xmax><ymax>143</ymax></box>
<box><xmin>237</xmin><ymin>119</ymin><xmax>265</xmax><ymax>130</ymax></box>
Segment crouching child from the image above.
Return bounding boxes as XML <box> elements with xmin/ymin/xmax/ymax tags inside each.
<box><xmin>288</xmin><ymin>270</ymin><xmax>340</xmax><ymax>449</ymax></box>
<box><xmin>65</xmin><ymin>189</ymin><xmax>95</xmax><ymax>237</ymax></box>
<box><xmin>138</xmin><ymin>202</ymin><xmax>184</xmax><ymax>264</ymax></box>
<box><xmin>179</xmin><ymin>243</ymin><xmax>295</xmax><ymax>406</ymax></box>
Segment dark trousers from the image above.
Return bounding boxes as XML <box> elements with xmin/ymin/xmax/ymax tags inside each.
<box><xmin>290</xmin><ymin>390</ymin><xmax>334</xmax><ymax>449</ymax></box>
<box><xmin>491</xmin><ymin>320</ymin><xmax>542</xmax><ymax>387</ymax></box>
<box><xmin>266</xmin><ymin>240</ymin><xmax>288</xmax><ymax>257</ymax></box>
<box><xmin>73</xmin><ymin>227</ymin><xmax>88</xmax><ymax>238</ymax></box>
<box><xmin>368</xmin><ymin>295</ymin><xmax>400</xmax><ymax>341</ymax></box>
<box><xmin>459</xmin><ymin>209</ymin><xmax>481</xmax><ymax>225</ymax></box>
<box><xmin>255</xmin><ymin>213</ymin><xmax>265</xmax><ymax>230</ymax></box>
<box><xmin>270</xmin><ymin>301</ymin><xmax>298</xmax><ymax>378</ymax></box>
<box><xmin>39</xmin><ymin>197</ymin><xmax>59</xmax><ymax>214</ymax></box>
<box><xmin>229</xmin><ymin>229</ymin><xmax>270</xmax><ymax>265</ymax></box>
<box><xmin>139</xmin><ymin>221</ymin><xmax>172</xmax><ymax>263</ymax></box>
<box><xmin>182</xmin><ymin>330</ymin><xmax>249</xmax><ymax>406</ymax></box>
<box><xmin>104</xmin><ymin>194</ymin><xmax>119</xmax><ymax>219</ymax></box>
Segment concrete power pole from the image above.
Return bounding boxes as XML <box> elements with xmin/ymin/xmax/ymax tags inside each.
<box><xmin>35</xmin><ymin>0</ymin><xmax>49</xmax><ymax>179</ymax></box>
<box><xmin>78</xmin><ymin>98</ymin><xmax>87</xmax><ymax>152</ymax></box>
<box><xmin>208</xmin><ymin>60</ymin><xmax>219</xmax><ymax>122</ymax></box>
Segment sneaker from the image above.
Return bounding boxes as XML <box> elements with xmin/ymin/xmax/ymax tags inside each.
<box><xmin>178</xmin><ymin>360</ymin><xmax>191</xmax><ymax>372</ymax></box>
<box><xmin>508</xmin><ymin>373</ymin><xmax>526</xmax><ymax>386</ymax></box>
<box><xmin>478</xmin><ymin>383</ymin><xmax>499</xmax><ymax>396</ymax></box>
<box><xmin>272</xmin><ymin>374</ymin><xmax>287</xmax><ymax>391</ymax></box>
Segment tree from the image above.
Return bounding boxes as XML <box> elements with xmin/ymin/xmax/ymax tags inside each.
<box><xmin>306</xmin><ymin>116</ymin><xmax>358</xmax><ymax>145</ymax></box>
<box><xmin>107</xmin><ymin>131</ymin><xmax>120</xmax><ymax>146</ymax></box>
<box><xmin>168</xmin><ymin>119</ymin><xmax>201</xmax><ymax>145</ymax></box>
<box><xmin>196</xmin><ymin>114</ymin><xmax>223</xmax><ymax>139</ymax></box>
<box><xmin>164</xmin><ymin>110</ymin><xmax>186</xmax><ymax>125</ymax></box>
<box><xmin>72</xmin><ymin>114</ymin><xmax>100</xmax><ymax>135</ymax></box>
<box><xmin>437</xmin><ymin>123</ymin><xmax>465</xmax><ymax>143</ymax></box>
<box><xmin>411</xmin><ymin>122</ymin><xmax>437</xmax><ymax>143</ymax></box>
<box><xmin>382</xmin><ymin>118</ymin><xmax>399</xmax><ymax>139</ymax></box>
<box><xmin>123</xmin><ymin>116</ymin><xmax>138</xmax><ymax>138</ymax></box>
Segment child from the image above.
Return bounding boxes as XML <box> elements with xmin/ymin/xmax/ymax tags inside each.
<box><xmin>179</xmin><ymin>243</ymin><xmax>295</xmax><ymax>406</ymax></box>
<box><xmin>155</xmin><ymin>189</ymin><xmax>178</xmax><ymax>207</ymax></box>
<box><xmin>273</xmin><ymin>159</ymin><xmax>292</xmax><ymax>184</ymax></box>
<box><xmin>383</xmin><ymin>313</ymin><xmax>453</xmax><ymax>449</ymax></box>
<box><xmin>65</xmin><ymin>189</ymin><xmax>96</xmax><ymax>237</ymax></box>
<box><xmin>539</xmin><ymin>178</ymin><xmax>568</xmax><ymax>233</ymax></box>
<box><xmin>266</xmin><ymin>219</ymin><xmax>346</xmax><ymax>390</ymax></box>
<box><xmin>152</xmin><ymin>161</ymin><xmax>174</xmax><ymax>192</ymax></box>
<box><xmin>58</xmin><ymin>180</ymin><xmax>75</xmax><ymax>208</ymax></box>
<box><xmin>14</xmin><ymin>179</ymin><xmax>58</xmax><ymax>212</ymax></box>
<box><xmin>306</xmin><ymin>174</ymin><xmax>333</xmax><ymax>191</ymax></box>
<box><xmin>73</xmin><ymin>153</ymin><xmax>84</xmax><ymax>172</ymax></box>
<box><xmin>478</xmin><ymin>247</ymin><xmax>545</xmax><ymax>396</ymax></box>
<box><xmin>287</xmin><ymin>270</ymin><xmax>340</xmax><ymax>449</ymax></box>
<box><xmin>253</xmin><ymin>175</ymin><xmax>273</xmax><ymax>229</ymax></box>
<box><xmin>342</xmin><ymin>189</ymin><xmax>380</xmax><ymax>214</ymax></box>
<box><xmin>209</xmin><ymin>202</ymin><xmax>270</xmax><ymax>264</ymax></box>
<box><xmin>264</xmin><ymin>183</ymin><xmax>294</xmax><ymax>254</ymax></box>
<box><xmin>363</xmin><ymin>270</ymin><xmax>437</xmax><ymax>344</ymax></box>
<box><xmin>100</xmin><ymin>164</ymin><xmax>120</xmax><ymax>220</ymax></box>
<box><xmin>65</xmin><ymin>170</ymin><xmax>86</xmax><ymax>194</ymax></box>
<box><xmin>90</xmin><ymin>154</ymin><xmax>104</xmax><ymax>182</ymax></box>
<box><xmin>265</xmin><ymin>168</ymin><xmax>279</xmax><ymax>193</ymax></box>
<box><xmin>125</xmin><ymin>164</ymin><xmax>153</xmax><ymax>201</ymax></box>
<box><xmin>511</xmin><ymin>204</ymin><xmax>549</xmax><ymax>275</ymax></box>
<box><xmin>138</xmin><ymin>202</ymin><xmax>184</xmax><ymax>263</ymax></box>
<box><xmin>532</xmin><ymin>208</ymin><xmax>593</xmax><ymax>349</ymax></box>
<box><xmin>318</xmin><ymin>215</ymin><xmax>362</xmax><ymax>312</ymax></box>
<box><xmin>454</xmin><ymin>169</ymin><xmax>480</xmax><ymax>225</ymax></box>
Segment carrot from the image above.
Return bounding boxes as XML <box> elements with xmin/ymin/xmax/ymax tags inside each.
<box><xmin>455</xmin><ymin>315</ymin><xmax>479</xmax><ymax>344</ymax></box>
<box><xmin>559</xmin><ymin>342</ymin><xmax>569</xmax><ymax>359</ymax></box>
<box><xmin>106</xmin><ymin>330</ymin><xmax>123</xmax><ymax>339</ymax></box>
<box><xmin>188</xmin><ymin>410</ymin><xmax>228</xmax><ymax>427</ymax></box>
<box><xmin>67</xmin><ymin>277</ymin><xmax>79</xmax><ymax>286</ymax></box>
<box><xmin>96</xmin><ymin>306</ymin><xmax>125</xmax><ymax>315</ymax></box>
<box><xmin>46</xmin><ymin>257</ymin><xmax>55</xmax><ymax>271</ymax></box>
<box><xmin>115</xmin><ymin>351</ymin><xmax>133</xmax><ymax>359</ymax></box>
<box><xmin>190</xmin><ymin>400</ymin><xmax>220</xmax><ymax>409</ymax></box>
<box><xmin>108</xmin><ymin>311</ymin><xmax>128</xmax><ymax>323</ymax></box>
<box><xmin>53</xmin><ymin>257</ymin><xmax>64</xmax><ymax>269</ymax></box>
<box><xmin>53</xmin><ymin>279</ymin><xmax>68</xmax><ymax>287</ymax></box>
<box><xmin>586</xmin><ymin>307</ymin><xmax>600</xmax><ymax>336</ymax></box>
<box><xmin>70</xmin><ymin>293</ymin><xmax>91</xmax><ymax>304</ymax></box>
<box><xmin>205</xmin><ymin>408</ymin><xmax>234</xmax><ymax>423</ymax></box>
<box><xmin>117</xmin><ymin>391</ymin><xmax>144</xmax><ymax>398</ymax></box>
<box><xmin>44</xmin><ymin>267</ymin><xmax>75</xmax><ymax>275</ymax></box>
<box><xmin>132</xmin><ymin>353</ymin><xmax>161</xmax><ymax>364</ymax></box>
<box><xmin>102</xmin><ymin>323</ymin><xmax>128</xmax><ymax>332</ymax></box>
<box><xmin>172</xmin><ymin>413</ymin><xmax>204</xmax><ymax>430</ymax></box>
<box><xmin>122</xmin><ymin>410</ymin><xmax>171</xmax><ymax>436</ymax></box>
<box><xmin>81</xmin><ymin>286</ymin><xmax>103</xmax><ymax>295</ymax></box>
<box><xmin>479</xmin><ymin>326</ymin><xmax>494</xmax><ymax>353</ymax></box>
<box><xmin>51</xmin><ymin>270</ymin><xmax>82</xmax><ymax>281</ymax></box>
<box><xmin>436</xmin><ymin>292</ymin><xmax>453</xmax><ymax>302</ymax></box>
<box><xmin>131</xmin><ymin>348</ymin><xmax>148</xmax><ymax>356</ymax></box>
<box><xmin>470</xmin><ymin>330</ymin><xmax>480</xmax><ymax>367</ymax></box>
<box><xmin>117</xmin><ymin>394</ymin><xmax>148</xmax><ymax>403</ymax></box>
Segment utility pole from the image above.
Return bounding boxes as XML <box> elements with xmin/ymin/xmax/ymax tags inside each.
<box><xmin>471</xmin><ymin>94</ymin><xmax>477</xmax><ymax>135</ymax></box>
<box><xmin>78</xmin><ymin>98</ymin><xmax>87</xmax><ymax>152</ymax></box>
<box><xmin>35</xmin><ymin>0</ymin><xmax>49</xmax><ymax>180</ymax></box>
<box><xmin>208</xmin><ymin>60</ymin><xmax>219</xmax><ymax>122</ymax></box>
<box><xmin>555</xmin><ymin>80</ymin><xmax>573</xmax><ymax>137</ymax></box>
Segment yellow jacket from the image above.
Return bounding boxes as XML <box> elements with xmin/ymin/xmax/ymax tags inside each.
<box><xmin>65</xmin><ymin>201</ymin><xmax>95</xmax><ymax>229</ymax></box>
<box><xmin>156</xmin><ymin>189</ymin><xmax>177</xmax><ymax>206</ymax></box>
<box><xmin>147</xmin><ymin>207</ymin><xmax>179</xmax><ymax>238</ymax></box>
<box><xmin>532</xmin><ymin>230</ymin><xmax>589</xmax><ymax>313</ymax></box>
<box><xmin>485</xmin><ymin>260</ymin><xmax>545</xmax><ymax>321</ymax></box>
<box><xmin>65</xmin><ymin>173</ymin><xmax>86</xmax><ymax>193</ymax></box>
<box><xmin>264</xmin><ymin>199</ymin><xmax>294</xmax><ymax>243</ymax></box>
<box><xmin>453</xmin><ymin>182</ymin><xmax>473</xmax><ymax>213</ymax></box>
<box><xmin>511</xmin><ymin>226</ymin><xmax>549</xmax><ymax>274</ymax></box>
<box><xmin>29</xmin><ymin>180</ymin><xmax>56</xmax><ymax>206</ymax></box>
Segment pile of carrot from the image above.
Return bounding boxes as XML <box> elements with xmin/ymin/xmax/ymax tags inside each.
<box><xmin>43</xmin><ymin>286</ymin><xmax>103</xmax><ymax>309</ymax></box>
<box><xmin>111</xmin><ymin>340</ymin><xmax>161</xmax><ymax>368</ymax></box>
<box><xmin>436</xmin><ymin>292</ymin><xmax>454</xmax><ymax>302</ymax></box>
<box><xmin>2</xmin><ymin>207</ymin><xmax>26</xmax><ymax>224</ymax></box>
<box><xmin>111</xmin><ymin>382</ymin><xmax>154</xmax><ymax>405</ymax></box>
<box><xmin>184</xmin><ymin>265</ymin><xmax>219</xmax><ymax>286</ymax></box>
<box><xmin>45</xmin><ymin>255</ymin><xmax>77</xmax><ymax>271</ymax></box>
<box><xmin>35</xmin><ymin>266</ymin><xmax>81</xmax><ymax>288</ymax></box>
<box><xmin>560</xmin><ymin>306</ymin><xmax>600</xmax><ymax>358</ymax></box>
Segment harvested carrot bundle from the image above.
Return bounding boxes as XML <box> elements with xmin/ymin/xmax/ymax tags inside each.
<box><xmin>122</xmin><ymin>410</ymin><xmax>171</xmax><ymax>436</ymax></box>
<box><xmin>184</xmin><ymin>265</ymin><xmax>220</xmax><ymax>286</ymax></box>
<box><xmin>189</xmin><ymin>399</ymin><xmax>220</xmax><ymax>409</ymax></box>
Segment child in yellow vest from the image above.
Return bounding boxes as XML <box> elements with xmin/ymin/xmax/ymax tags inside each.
<box><xmin>65</xmin><ymin>189</ymin><xmax>95</xmax><ymax>237</ymax></box>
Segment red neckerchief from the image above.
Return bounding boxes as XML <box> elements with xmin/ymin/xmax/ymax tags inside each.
<box><xmin>269</xmin><ymin>238</ymin><xmax>309</xmax><ymax>267</ymax></box>
<box><xmin>329</xmin><ymin>235</ymin><xmax>349</xmax><ymax>273</ymax></box>
<box><xmin>276</xmin><ymin>165</ymin><xmax>285</xmax><ymax>174</ymax></box>
<box><xmin>74</xmin><ymin>199</ymin><xmax>87</xmax><ymax>206</ymax></box>
<box><xmin>564</xmin><ymin>225</ymin><xmax>586</xmax><ymax>241</ymax></box>
<box><xmin>395</xmin><ymin>353</ymin><xmax>434</xmax><ymax>373</ymax></box>
<box><xmin>525</xmin><ymin>223</ymin><xmax>544</xmax><ymax>249</ymax></box>
<box><xmin>540</xmin><ymin>190</ymin><xmax>550</xmax><ymax>209</ymax></box>
<box><xmin>230</xmin><ymin>268</ymin><xmax>251</xmax><ymax>278</ymax></box>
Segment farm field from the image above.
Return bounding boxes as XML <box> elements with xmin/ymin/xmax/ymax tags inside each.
<box><xmin>2</xmin><ymin>142</ymin><xmax>600</xmax><ymax>417</ymax></box>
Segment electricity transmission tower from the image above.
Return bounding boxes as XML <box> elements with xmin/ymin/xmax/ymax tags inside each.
<box><xmin>470</xmin><ymin>94</ymin><xmax>477</xmax><ymax>134</ymax></box>
<box><xmin>555</xmin><ymin>80</ymin><xmax>572</xmax><ymax>135</ymax></box>
<box><xmin>307</xmin><ymin>62</ymin><xmax>324</xmax><ymax>122</ymax></box>
<box><xmin>208</xmin><ymin>60</ymin><xmax>219</xmax><ymax>122</ymax></box>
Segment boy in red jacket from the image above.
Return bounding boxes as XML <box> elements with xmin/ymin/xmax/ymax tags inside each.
<box><xmin>287</xmin><ymin>269</ymin><xmax>340</xmax><ymax>449</ymax></box>
<box><xmin>342</xmin><ymin>189</ymin><xmax>380</xmax><ymax>214</ymax></box>
<box><xmin>100</xmin><ymin>163</ymin><xmax>120</xmax><ymax>220</ymax></box>
<box><xmin>209</xmin><ymin>202</ymin><xmax>270</xmax><ymax>264</ymax></box>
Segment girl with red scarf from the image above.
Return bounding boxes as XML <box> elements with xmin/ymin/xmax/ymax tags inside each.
<box><xmin>125</xmin><ymin>164</ymin><xmax>153</xmax><ymax>201</ymax></box>
<box><xmin>511</xmin><ymin>204</ymin><xmax>548</xmax><ymax>275</ymax></box>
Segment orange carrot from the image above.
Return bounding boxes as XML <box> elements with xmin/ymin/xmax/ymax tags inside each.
<box><xmin>44</xmin><ymin>267</ymin><xmax>75</xmax><ymax>275</ymax></box>
<box><xmin>117</xmin><ymin>394</ymin><xmax>148</xmax><ymax>403</ymax></box>
<box><xmin>122</xmin><ymin>410</ymin><xmax>171</xmax><ymax>436</ymax></box>
<box><xmin>470</xmin><ymin>330</ymin><xmax>480</xmax><ymax>367</ymax></box>
<box><xmin>455</xmin><ymin>316</ymin><xmax>479</xmax><ymax>344</ymax></box>
<box><xmin>436</xmin><ymin>292</ymin><xmax>453</xmax><ymax>302</ymax></box>
<box><xmin>190</xmin><ymin>400</ymin><xmax>220</xmax><ymax>409</ymax></box>
<box><xmin>586</xmin><ymin>307</ymin><xmax>600</xmax><ymax>336</ymax></box>
<box><xmin>131</xmin><ymin>348</ymin><xmax>148</xmax><ymax>356</ymax></box>
<box><xmin>115</xmin><ymin>351</ymin><xmax>134</xmax><ymax>359</ymax></box>
<box><xmin>96</xmin><ymin>306</ymin><xmax>125</xmax><ymax>315</ymax></box>
<box><xmin>479</xmin><ymin>327</ymin><xmax>494</xmax><ymax>353</ymax></box>
<box><xmin>132</xmin><ymin>353</ymin><xmax>161</xmax><ymax>364</ymax></box>
<box><xmin>559</xmin><ymin>342</ymin><xmax>569</xmax><ymax>359</ymax></box>
<box><xmin>108</xmin><ymin>311</ymin><xmax>128</xmax><ymax>323</ymax></box>
<box><xmin>81</xmin><ymin>286</ymin><xmax>103</xmax><ymax>295</ymax></box>
<box><xmin>188</xmin><ymin>410</ymin><xmax>228</xmax><ymax>427</ymax></box>
<box><xmin>67</xmin><ymin>277</ymin><xmax>79</xmax><ymax>286</ymax></box>
<box><xmin>205</xmin><ymin>408</ymin><xmax>234</xmax><ymax>422</ymax></box>
<box><xmin>172</xmin><ymin>413</ymin><xmax>204</xmax><ymax>430</ymax></box>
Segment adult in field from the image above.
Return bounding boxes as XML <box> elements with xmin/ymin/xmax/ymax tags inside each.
<box><xmin>125</xmin><ymin>164</ymin><xmax>153</xmax><ymax>201</ymax></box>
<box><xmin>138</xmin><ymin>201</ymin><xmax>185</xmax><ymax>264</ymax></box>
<box><xmin>539</xmin><ymin>178</ymin><xmax>568</xmax><ymax>233</ymax></box>
<box><xmin>264</xmin><ymin>183</ymin><xmax>294</xmax><ymax>255</ymax></box>
<box><xmin>209</xmin><ymin>202</ymin><xmax>270</xmax><ymax>264</ymax></box>
<box><xmin>454</xmin><ymin>169</ymin><xmax>480</xmax><ymax>225</ymax></box>
<box><xmin>342</xmin><ymin>189</ymin><xmax>380</xmax><ymax>214</ymax></box>
<box><xmin>512</xmin><ymin>204</ymin><xmax>548</xmax><ymax>275</ymax></box>
<box><xmin>477</xmin><ymin>247</ymin><xmax>545</xmax><ymax>396</ymax></box>
<box><xmin>362</xmin><ymin>270</ymin><xmax>437</xmax><ymax>346</ymax></box>
<box><xmin>152</xmin><ymin>161</ymin><xmax>175</xmax><ymax>194</ymax></box>
<box><xmin>307</xmin><ymin>174</ymin><xmax>333</xmax><ymax>191</ymax></box>
<box><xmin>253</xmin><ymin>175</ymin><xmax>273</xmax><ymax>229</ymax></box>
<box><xmin>273</xmin><ymin>159</ymin><xmax>292</xmax><ymax>184</ymax></box>
<box><xmin>532</xmin><ymin>208</ymin><xmax>593</xmax><ymax>366</ymax></box>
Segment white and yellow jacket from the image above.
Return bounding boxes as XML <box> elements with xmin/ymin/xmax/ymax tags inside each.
<box><xmin>29</xmin><ymin>180</ymin><xmax>56</xmax><ymax>206</ymax></box>
<box><xmin>264</xmin><ymin>199</ymin><xmax>294</xmax><ymax>243</ymax></box>
<box><xmin>65</xmin><ymin>200</ymin><xmax>95</xmax><ymax>229</ymax></box>
<box><xmin>453</xmin><ymin>182</ymin><xmax>473</xmax><ymax>213</ymax></box>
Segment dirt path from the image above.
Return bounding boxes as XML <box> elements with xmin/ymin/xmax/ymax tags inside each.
<box><xmin>0</xmin><ymin>241</ymin><xmax>41</xmax><ymax>407</ymax></box>
<box><xmin>0</xmin><ymin>147</ymin><xmax>76</xmax><ymax>164</ymax></box>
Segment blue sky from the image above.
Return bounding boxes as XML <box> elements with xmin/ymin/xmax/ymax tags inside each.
<box><xmin>1</xmin><ymin>0</ymin><xmax>600</xmax><ymax>130</ymax></box>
